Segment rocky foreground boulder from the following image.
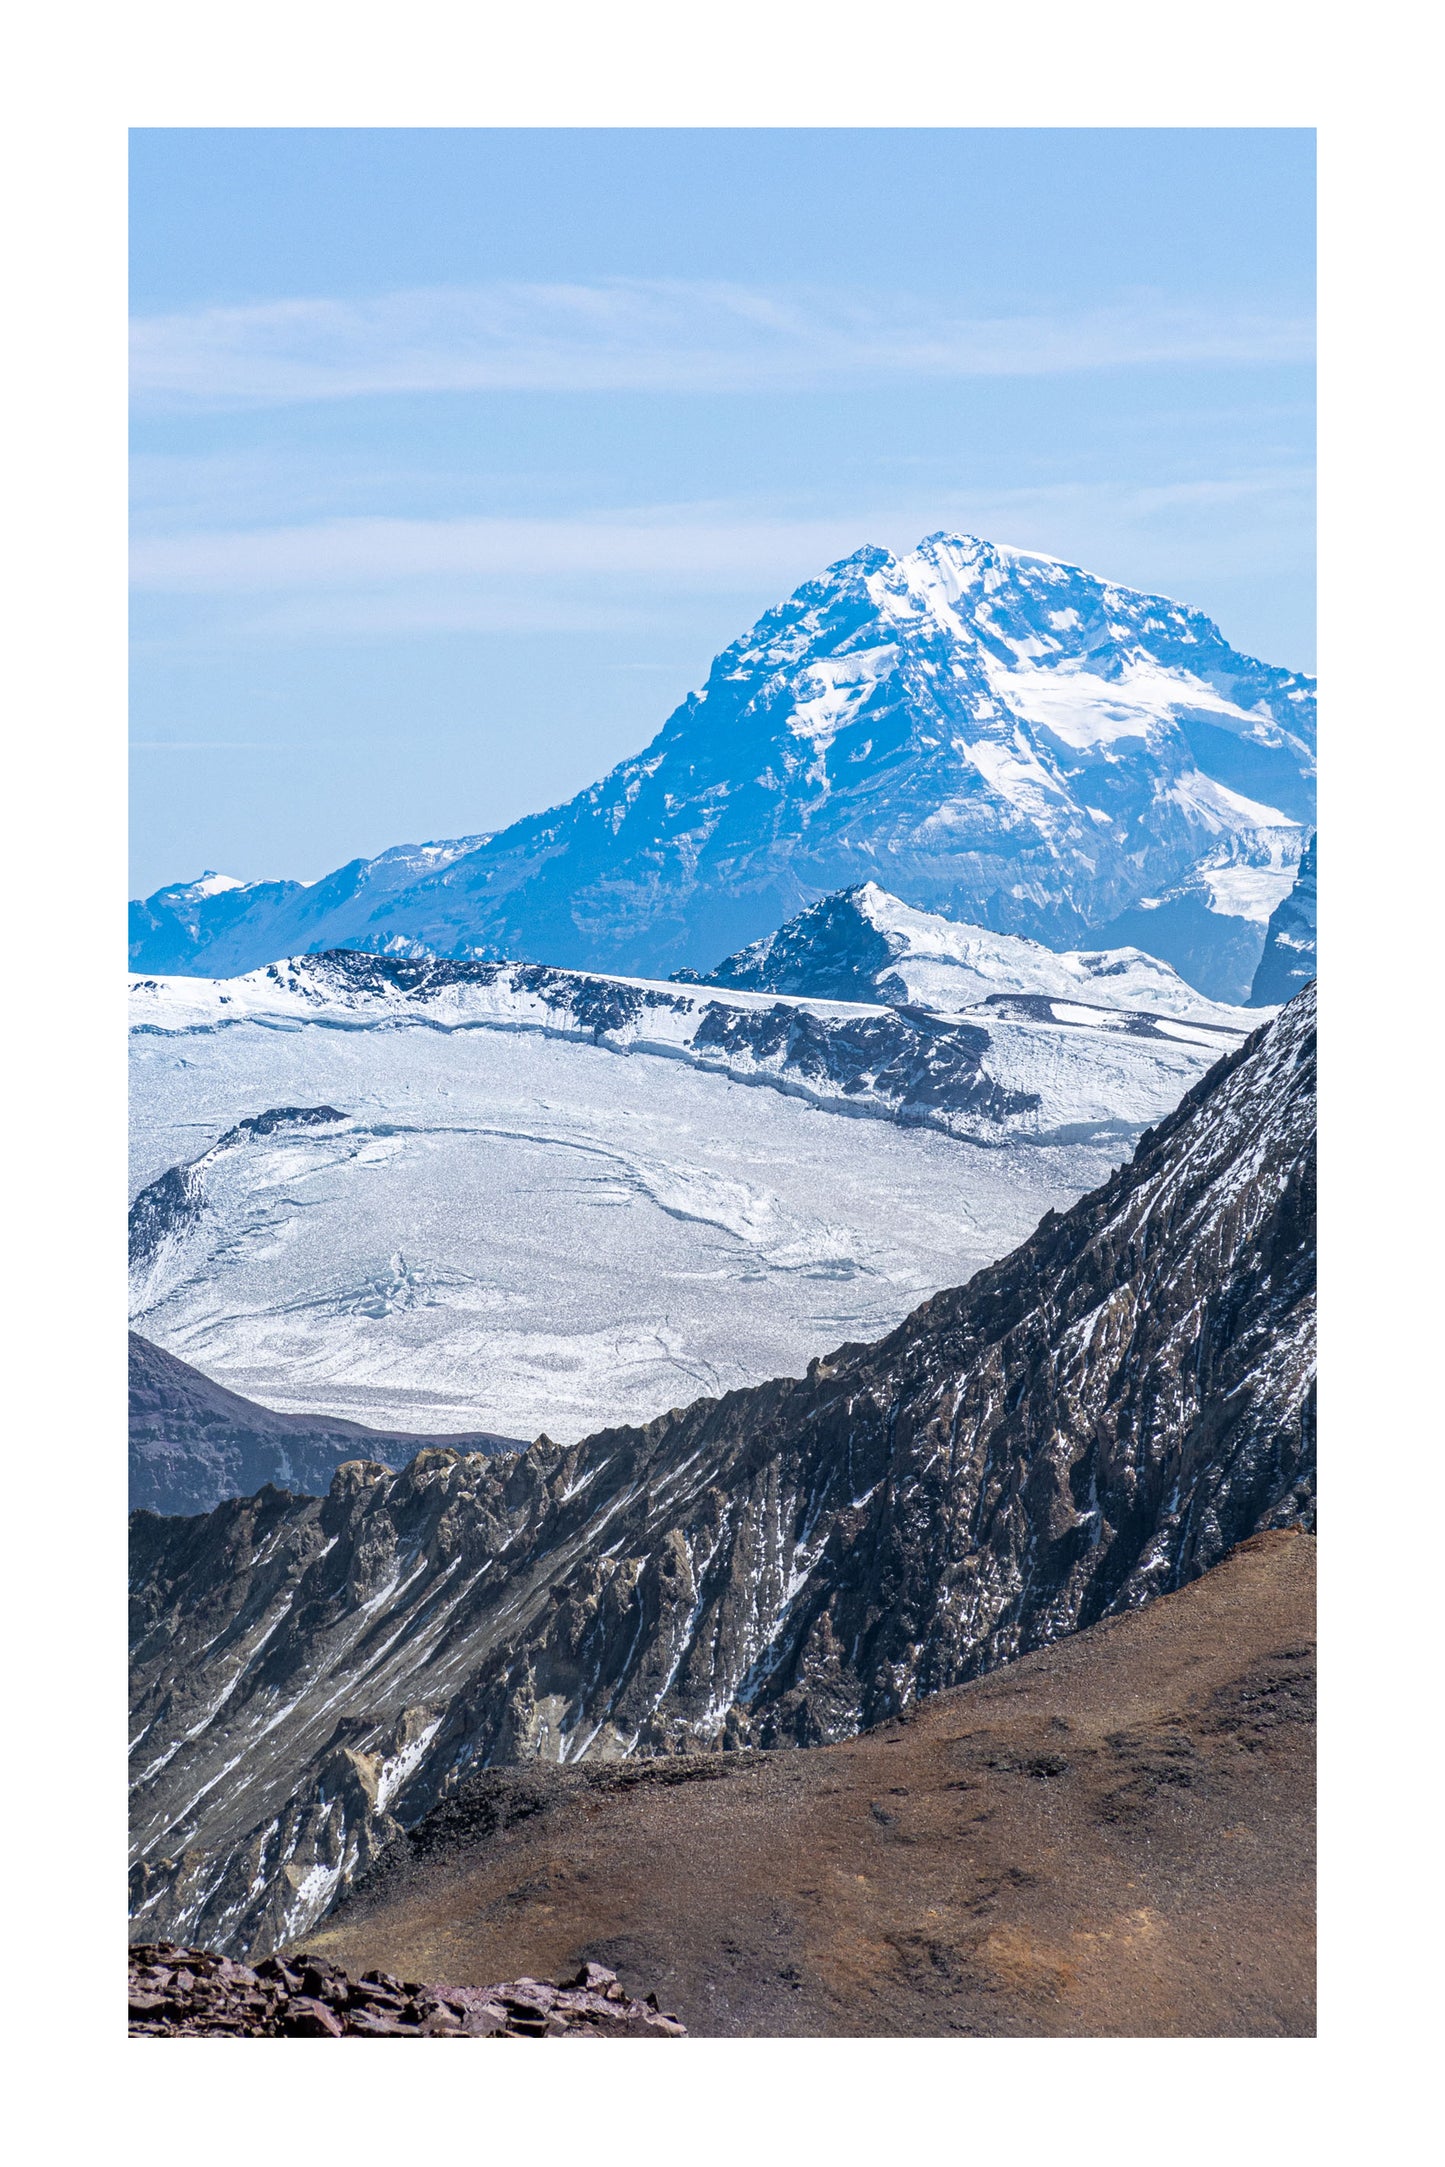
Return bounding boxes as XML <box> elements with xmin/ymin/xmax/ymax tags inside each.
<box><xmin>128</xmin><ymin>1947</ymin><xmax>684</xmax><ymax>2038</ymax></box>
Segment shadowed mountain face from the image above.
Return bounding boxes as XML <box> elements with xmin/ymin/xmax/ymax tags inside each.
<box><xmin>128</xmin><ymin>985</ymin><xmax>1314</xmax><ymax>1961</ymax></box>
<box><xmin>1251</xmin><ymin>830</ymin><xmax>1317</xmax><ymax>1005</ymax></box>
<box><xmin>129</xmin><ymin>1334</ymin><xmax>523</xmax><ymax>1517</ymax></box>
<box><xmin>696</xmin><ymin>887</ymin><xmax>900</xmax><ymax>1004</ymax></box>
<box><xmin>307</xmin><ymin>1529</ymin><xmax>1315</xmax><ymax>2039</ymax></box>
<box><xmin>128</xmin><ymin>535</ymin><xmax>1313</xmax><ymax>999</ymax></box>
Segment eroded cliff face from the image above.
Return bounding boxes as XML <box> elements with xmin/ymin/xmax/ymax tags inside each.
<box><xmin>130</xmin><ymin>986</ymin><xmax>1315</xmax><ymax>1960</ymax></box>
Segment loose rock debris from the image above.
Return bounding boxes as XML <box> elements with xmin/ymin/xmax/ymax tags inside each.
<box><xmin>128</xmin><ymin>1945</ymin><xmax>685</xmax><ymax>2038</ymax></box>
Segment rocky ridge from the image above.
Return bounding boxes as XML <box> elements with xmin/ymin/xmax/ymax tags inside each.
<box><xmin>131</xmin><ymin>946</ymin><xmax>1253</xmax><ymax>1165</ymax></box>
<box><xmin>131</xmin><ymin>950</ymin><xmax>1048</xmax><ymax>1147</ymax></box>
<box><xmin>696</xmin><ymin>880</ymin><xmax>1262</xmax><ymax>1024</ymax></box>
<box><xmin>129</xmin><ymin>984</ymin><xmax>1314</xmax><ymax>1960</ymax></box>
<box><xmin>128</xmin><ymin>1946</ymin><xmax>683</xmax><ymax>2038</ymax></box>
<box><xmin>129</xmin><ymin>1332</ymin><xmax>524</xmax><ymax>1517</ymax></box>
<box><xmin>129</xmin><ymin>1107</ymin><xmax>350</xmax><ymax>1274</ymax></box>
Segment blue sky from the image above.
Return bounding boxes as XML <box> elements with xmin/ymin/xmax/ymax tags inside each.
<box><xmin>130</xmin><ymin>128</ymin><xmax>1315</xmax><ymax>894</ymax></box>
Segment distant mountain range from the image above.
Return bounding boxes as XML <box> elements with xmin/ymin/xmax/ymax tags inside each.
<box><xmin>129</xmin><ymin>983</ymin><xmax>1314</xmax><ymax>1959</ymax></box>
<box><xmin>128</xmin><ymin>837</ymin><xmax>491</xmax><ymax>979</ymax></box>
<box><xmin>129</xmin><ymin>534</ymin><xmax>1315</xmax><ymax>1003</ymax></box>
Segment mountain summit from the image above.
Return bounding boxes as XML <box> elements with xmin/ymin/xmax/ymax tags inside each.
<box><xmin>130</xmin><ymin>535</ymin><xmax>1314</xmax><ymax>1000</ymax></box>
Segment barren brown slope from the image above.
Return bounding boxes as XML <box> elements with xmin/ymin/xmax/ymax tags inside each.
<box><xmin>306</xmin><ymin>1528</ymin><xmax>1314</xmax><ymax>2037</ymax></box>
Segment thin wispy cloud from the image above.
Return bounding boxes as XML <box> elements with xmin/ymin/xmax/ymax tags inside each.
<box><xmin>129</xmin><ymin>472</ymin><xmax>1314</xmax><ymax>646</ymax></box>
<box><xmin>130</xmin><ymin>280</ymin><xmax>1314</xmax><ymax>406</ymax></box>
<box><xmin>130</xmin><ymin>509</ymin><xmax>873</xmax><ymax>592</ymax></box>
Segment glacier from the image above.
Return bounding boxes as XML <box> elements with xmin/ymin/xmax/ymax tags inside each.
<box><xmin>130</xmin><ymin>949</ymin><xmax>1259</xmax><ymax>1444</ymax></box>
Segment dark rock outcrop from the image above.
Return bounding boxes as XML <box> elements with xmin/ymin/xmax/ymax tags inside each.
<box><xmin>130</xmin><ymin>986</ymin><xmax>1314</xmax><ymax>1959</ymax></box>
<box><xmin>128</xmin><ymin>1946</ymin><xmax>684</xmax><ymax>2037</ymax></box>
<box><xmin>690</xmin><ymin>997</ymin><xmax>1037</xmax><ymax>1122</ymax></box>
<box><xmin>127</xmin><ymin>1164</ymin><xmax>206</xmax><ymax>1275</ymax></box>
<box><xmin>700</xmin><ymin>887</ymin><xmax>900</xmax><ymax>1003</ymax></box>
<box><xmin>129</xmin><ymin>1106</ymin><xmax>351</xmax><ymax>1272</ymax></box>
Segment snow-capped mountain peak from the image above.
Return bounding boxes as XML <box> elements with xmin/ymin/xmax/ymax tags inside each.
<box><xmin>188</xmin><ymin>871</ymin><xmax>248</xmax><ymax>898</ymax></box>
<box><xmin>158</xmin><ymin>870</ymin><xmax>254</xmax><ymax>902</ymax></box>
<box><xmin>129</xmin><ymin>533</ymin><xmax>1314</xmax><ymax>1002</ymax></box>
